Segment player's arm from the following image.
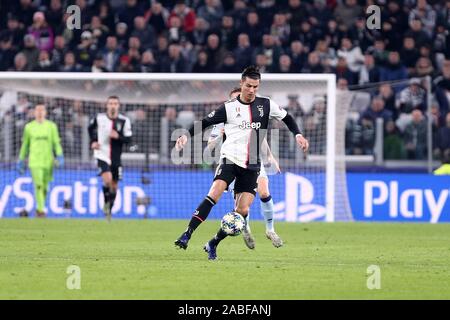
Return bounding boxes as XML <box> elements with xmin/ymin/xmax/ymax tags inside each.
<box><xmin>269</xmin><ymin>99</ymin><xmax>309</xmax><ymax>153</ymax></box>
<box><xmin>18</xmin><ymin>124</ymin><xmax>30</xmax><ymax>161</ymax></box>
<box><xmin>113</xmin><ymin>117</ymin><xmax>132</xmax><ymax>144</ymax></box>
<box><xmin>207</xmin><ymin>125</ymin><xmax>224</xmax><ymax>151</ymax></box>
<box><xmin>17</xmin><ymin>125</ymin><xmax>30</xmax><ymax>173</ymax></box>
<box><xmin>177</xmin><ymin>104</ymin><xmax>227</xmax><ymax>150</ymax></box>
<box><xmin>51</xmin><ymin>122</ymin><xmax>64</xmax><ymax>167</ymax></box>
<box><xmin>88</xmin><ymin>116</ymin><xmax>99</xmax><ymax>149</ymax></box>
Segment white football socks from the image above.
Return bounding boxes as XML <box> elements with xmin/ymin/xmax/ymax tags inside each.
<box><xmin>261</xmin><ymin>196</ymin><xmax>274</xmax><ymax>232</ymax></box>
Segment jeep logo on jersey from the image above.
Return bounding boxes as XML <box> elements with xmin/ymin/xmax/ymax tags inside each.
<box><xmin>239</xmin><ymin>121</ymin><xmax>261</xmax><ymax>130</ymax></box>
<box><xmin>257</xmin><ymin>105</ymin><xmax>264</xmax><ymax>117</ymax></box>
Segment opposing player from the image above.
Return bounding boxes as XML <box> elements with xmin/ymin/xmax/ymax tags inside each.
<box><xmin>207</xmin><ymin>87</ymin><xmax>283</xmax><ymax>249</ymax></box>
<box><xmin>17</xmin><ymin>104</ymin><xmax>64</xmax><ymax>217</ymax></box>
<box><xmin>174</xmin><ymin>66</ymin><xmax>309</xmax><ymax>260</ymax></box>
<box><xmin>88</xmin><ymin>96</ymin><xmax>132</xmax><ymax>220</ymax></box>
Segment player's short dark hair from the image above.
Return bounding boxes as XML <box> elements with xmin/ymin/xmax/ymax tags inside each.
<box><xmin>241</xmin><ymin>66</ymin><xmax>261</xmax><ymax>81</ymax></box>
<box><xmin>229</xmin><ymin>87</ymin><xmax>241</xmax><ymax>97</ymax></box>
<box><xmin>107</xmin><ymin>95</ymin><xmax>120</xmax><ymax>102</ymax></box>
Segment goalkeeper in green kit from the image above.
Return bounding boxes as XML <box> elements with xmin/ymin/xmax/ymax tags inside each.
<box><xmin>17</xmin><ymin>104</ymin><xmax>64</xmax><ymax>217</ymax></box>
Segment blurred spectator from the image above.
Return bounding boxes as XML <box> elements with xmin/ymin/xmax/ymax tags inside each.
<box><xmin>176</xmin><ymin>106</ymin><xmax>196</xmax><ymax>129</ymax></box>
<box><xmin>168</xmin><ymin>0</ymin><xmax>196</xmax><ymax>34</ymax></box>
<box><xmin>435</xmin><ymin>112</ymin><xmax>450</xmax><ymax>159</ymax></box>
<box><xmin>287</xmin><ymin>40</ymin><xmax>307</xmax><ymax>72</ymax></box>
<box><xmin>115</xmin><ymin>22</ymin><xmax>129</xmax><ymax>50</ymax></box>
<box><xmin>75</xmin><ymin>30</ymin><xmax>97</xmax><ymax>69</ymax></box>
<box><xmin>379</xmin><ymin>51</ymin><xmax>408</xmax><ymax>84</ymax></box>
<box><xmin>218</xmin><ymin>15</ymin><xmax>237</xmax><ymax>51</ymax></box>
<box><xmin>2</xmin><ymin>14</ymin><xmax>25</xmax><ymax>50</ymax></box>
<box><xmin>192</xmin><ymin>50</ymin><xmax>212</xmax><ymax>73</ymax></box>
<box><xmin>97</xmin><ymin>1</ymin><xmax>116</xmax><ymax>33</ymax></box>
<box><xmin>243</xmin><ymin>11</ymin><xmax>263</xmax><ymax>47</ymax></box>
<box><xmin>21</xmin><ymin>34</ymin><xmax>39</xmax><ymax>70</ymax></box>
<box><xmin>228</xmin><ymin>0</ymin><xmax>250</xmax><ymax>31</ymax></box>
<box><xmin>197</xmin><ymin>0</ymin><xmax>224</xmax><ymax>30</ymax></box>
<box><xmin>205</xmin><ymin>33</ymin><xmax>226</xmax><ymax>70</ymax></box>
<box><xmin>397</xmin><ymin>78</ymin><xmax>427</xmax><ymax>114</ymax></box>
<box><xmin>405</xmin><ymin>19</ymin><xmax>430</xmax><ymax>47</ymax></box>
<box><xmin>51</xmin><ymin>35</ymin><xmax>68</xmax><ymax>67</ymax></box>
<box><xmin>59</xmin><ymin>51</ymin><xmax>82</xmax><ymax>72</ymax></box>
<box><xmin>140</xmin><ymin>50</ymin><xmax>158</xmax><ymax>73</ymax></box>
<box><xmin>333</xmin><ymin>56</ymin><xmax>358</xmax><ymax>85</ymax></box>
<box><xmin>336</xmin><ymin>37</ymin><xmax>364</xmax><ymax>73</ymax></box>
<box><xmin>132</xmin><ymin>108</ymin><xmax>150</xmax><ymax>154</ymax></box>
<box><xmin>217</xmin><ymin>52</ymin><xmax>239</xmax><ymax>73</ymax></box>
<box><xmin>301</xmin><ymin>51</ymin><xmax>324</xmax><ymax>73</ymax></box>
<box><xmin>0</xmin><ymin>35</ymin><xmax>17</xmax><ymax>71</ymax></box>
<box><xmin>27</xmin><ymin>11</ymin><xmax>54</xmax><ymax>51</ymax></box>
<box><xmin>304</xmin><ymin>96</ymin><xmax>327</xmax><ymax>154</ymax></box>
<box><xmin>191</xmin><ymin>17</ymin><xmax>210</xmax><ymax>47</ymax></box>
<box><xmin>378</xmin><ymin>83</ymin><xmax>397</xmax><ymax>120</ymax></box>
<box><xmin>102</xmin><ymin>36</ymin><xmax>121</xmax><ymax>72</ymax></box>
<box><xmin>286</xmin><ymin>0</ymin><xmax>308</xmax><ymax>37</ymax></box>
<box><xmin>367</xmin><ymin>38</ymin><xmax>389</xmax><ymax>67</ymax></box>
<box><xmin>360</xmin><ymin>96</ymin><xmax>393</xmax><ymax>125</ymax></box>
<box><xmin>160</xmin><ymin>43</ymin><xmax>187</xmax><ymax>73</ymax></box>
<box><xmin>334</xmin><ymin>0</ymin><xmax>362</xmax><ymax>30</ymax></box>
<box><xmin>403</xmin><ymin>109</ymin><xmax>427</xmax><ymax>159</ymax></box>
<box><xmin>233</xmin><ymin>33</ymin><xmax>253</xmax><ymax>70</ymax></box>
<box><xmin>273</xmin><ymin>54</ymin><xmax>294</xmax><ymax>73</ymax></box>
<box><xmin>408</xmin><ymin>0</ymin><xmax>437</xmax><ymax>38</ymax></box>
<box><xmin>118</xmin><ymin>0</ymin><xmax>142</xmax><ymax>27</ymax></box>
<box><xmin>254</xmin><ymin>53</ymin><xmax>269</xmax><ymax>73</ymax></box>
<box><xmin>270</xmin><ymin>12</ymin><xmax>290</xmax><ymax>47</ymax></box>
<box><xmin>349</xmin><ymin>16</ymin><xmax>375</xmax><ymax>53</ymax></box>
<box><xmin>13</xmin><ymin>0</ymin><xmax>36</xmax><ymax>28</ymax></box>
<box><xmin>84</xmin><ymin>15</ymin><xmax>110</xmax><ymax>49</ymax></box>
<box><xmin>32</xmin><ymin>50</ymin><xmax>57</xmax><ymax>71</ymax></box>
<box><xmin>91</xmin><ymin>54</ymin><xmax>108</xmax><ymax>73</ymax></box>
<box><xmin>163</xmin><ymin>106</ymin><xmax>181</xmax><ymax>150</ymax></box>
<box><xmin>434</xmin><ymin>59</ymin><xmax>450</xmax><ymax>117</ymax></box>
<box><xmin>359</xmin><ymin>54</ymin><xmax>380</xmax><ymax>85</ymax></box>
<box><xmin>400</xmin><ymin>35</ymin><xmax>420</xmax><ymax>75</ymax></box>
<box><xmin>384</xmin><ymin>120</ymin><xmax>406</xmax><ymax>159</ymax></box>
<box><xmin>147</xmin><ymin>1</ymin><xmax>169</xmax><ymax>36</ymax></box>
<box><xmin>412</xmin><ymin>57</ymin><xmax>435</xmax><ymax>78</ymax></box>
<box><xmin>9</xmin><ymin>52</ymin><xmax>31</xmax><ymax>71</ymax></box>
<box><xmin>308</xmin><ymin>0</ymin><xmax>333</xmax><ymax>31</ymax></box>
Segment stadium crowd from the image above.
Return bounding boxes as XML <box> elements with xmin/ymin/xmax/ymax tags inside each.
<box><xmin>0</xmin><ymin>0</ymin><xmax>449</xmax><ymax>161</ymax></box>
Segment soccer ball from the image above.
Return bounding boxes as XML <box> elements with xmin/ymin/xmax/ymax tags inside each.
<box><xmin>220</xmin><ymin>212</ymin><xmax>246</xmax><ymax>236</ymax></box>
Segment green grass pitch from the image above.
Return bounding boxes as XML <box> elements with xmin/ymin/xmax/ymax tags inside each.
<box><xmin>1</xmin><ymin>219</ymin><xmax>450</xmax><ymax>299</ymax></box>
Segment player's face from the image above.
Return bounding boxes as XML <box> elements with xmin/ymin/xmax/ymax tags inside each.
<box><xmin>240</xmin><ymin>77</ymin><xmax>259</xmax><ymax>103</ymax></box>
<box><xmin>34</xmin><ymin>105</ymin><xmax>47</xmax><ymax>122</ymax></box>
<box><xmin>106</xmin><ymin>98</ymin><xmax>120</xmax><ymax>118</ymax></box>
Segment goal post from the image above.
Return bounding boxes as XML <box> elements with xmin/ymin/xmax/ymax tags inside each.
<box><xmin>0</xmin><ymin>72</ymin><xmax>351</xmax><ymax>221</ymax></box>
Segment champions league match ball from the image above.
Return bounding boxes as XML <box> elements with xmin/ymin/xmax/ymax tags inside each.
<box><xmin>220</xmin><ymin>212</ymin><xmax>246</xmax><ymax>236</ymax></box>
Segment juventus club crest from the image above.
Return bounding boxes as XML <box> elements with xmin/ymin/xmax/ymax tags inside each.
<box><xmin>257</xmin><ymin>105</ymin><xmax>264</xmax><ymax>117</ymax></box>
<box><xmin>236</xmin><ymin>106</ymin><xmax>241</xmax><ymax>118</ymax></box>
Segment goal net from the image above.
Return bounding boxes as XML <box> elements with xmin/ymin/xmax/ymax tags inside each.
<box><xmin>0</xmin><ymin>72</ymin><xmax>352</xmax><ymax>222</ymax></box>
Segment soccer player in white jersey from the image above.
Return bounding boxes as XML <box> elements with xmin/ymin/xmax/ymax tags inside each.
<box><xmin>208</xmin><ymin>87</ymin><xmax>283</xmax><ymax>249</ymax></box>
<box><xmin>88</xmin><ymin>96</ymin><xmax>132</xmax><ymax>220</ymax></box>
<box><xmin>174</xmin><ymin>66</ymin><xmax>309</xmax><ymax>260</ymax></box>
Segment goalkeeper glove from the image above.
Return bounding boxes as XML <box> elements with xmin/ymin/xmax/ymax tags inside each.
<box><xmin>16</xmin><ymin>160</ymin><xmax>25</xmax><ymax>174</ymax></box>
<box><xmin>55</xmin><ymin>155</ymin><xmax>64</xmax><ymax>168</ymax></box>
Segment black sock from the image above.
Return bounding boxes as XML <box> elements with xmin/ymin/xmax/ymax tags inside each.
<box><xmin>109</xmin><ymin>189</ymin><xmax>117</xmax><ymax>208</ymax></box>
<box><xmin>186</xmin><ymin>196</ymin><xmax>216</xmax><ymax>236</ymax></box>
<box><xmin>210</xmin><ymin>228</ymin><xmax>228</xmax><ymax>246</ymax></box>
<box><xmin>103</xmin><ymin>186</ymin><xmax>111</xmax><ymax>205</ymax></box>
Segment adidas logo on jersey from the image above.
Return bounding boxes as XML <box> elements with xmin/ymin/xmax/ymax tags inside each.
<box><xmin>239</xmin><ymin>121</ymin><xmax>261</xmax><ymax>130</ymax></box>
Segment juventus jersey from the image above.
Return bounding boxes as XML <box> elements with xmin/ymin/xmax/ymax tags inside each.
<box><xmin>88</xmin><ymin>113</ymin><xmax>132</xmax><ymax>165</ymax></box>
<box><xmin>191</xmin><ymin>95</ymin><xmax>287</xmax><ymax>170</ymax></box>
